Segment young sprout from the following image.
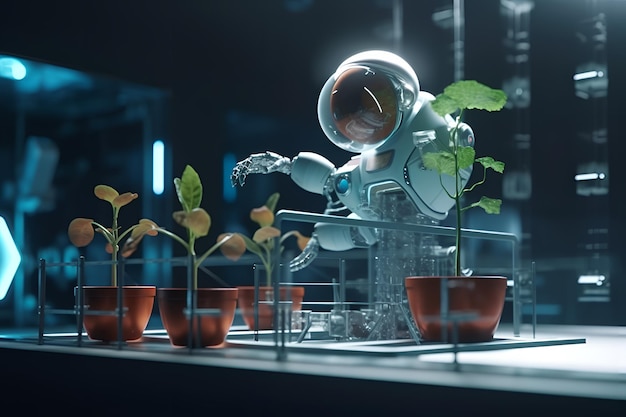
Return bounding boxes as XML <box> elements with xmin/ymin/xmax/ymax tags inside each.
<box><xmin>218</xmin><ymin>192</ymin><xmax>310</xmax><ymax>287</ymax></box>
<box><xmin>68</xmin><ymin>185</ymin><xmax>157</xmax><ymax>286</ymax></box>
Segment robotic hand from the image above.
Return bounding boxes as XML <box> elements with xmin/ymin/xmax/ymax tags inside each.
<box><xmin>231</xmin><ymin>50</ymin><xmax>475</xmax><ymax>272</ymax></box>
<box><xmin>231</xmin><ymin>151</ymin><xmax>293</xmax><ymax>187</ymax></box>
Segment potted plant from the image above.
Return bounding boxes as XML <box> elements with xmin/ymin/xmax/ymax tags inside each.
<box><xmin>136</xmin><ymin>165</ymin><xmax>238</xmax><ymax>347</ymax></box>
<box><xmin>404</xmin><ymin>80</ymin><xmax>509</xmax><ymax>343</ymax></box>
<box><xmin>219</xmin><ymin>192</ymin><xmax>310</xmax><ymax>331</ymax></box>
<box><xmin>67</xmin><ymin>185</ymin><xmax>158</xmax><ymax>342</ymax></box>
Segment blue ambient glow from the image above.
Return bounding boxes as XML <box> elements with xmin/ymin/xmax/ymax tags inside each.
<box><xmin>0</xmin><ymin>57</ymin><xmax>27</xmax><ymax>80</ymax></box>
<box><xmin>0</xmin><ymin>216</ymin><xmax>21</xmax><ymax>300</ymax></box>
<box><xmin>153</xmin><ymin>140</ymin><xmax>165</xmax><ymax>195</ymax></box>
<box><xmin>223</xmin><ymin>153</ymin><xmax>237</xmax><ymax>203</ymax></box>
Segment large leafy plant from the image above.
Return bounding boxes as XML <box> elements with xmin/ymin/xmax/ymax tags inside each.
<box><xmin>423</xmin><ymin>80</ymin><xmax>507</xmax><ymax>276</ymax></box>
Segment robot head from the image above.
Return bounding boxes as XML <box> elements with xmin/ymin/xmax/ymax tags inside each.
<box><xmin>317</xmin><ymin>50</ymin><xmax>421</xmax><ymax>153</ymax></box>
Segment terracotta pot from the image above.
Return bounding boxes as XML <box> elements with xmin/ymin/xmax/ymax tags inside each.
<box><xmin>404</xmin><ymin>276</ymin><xmax>507</xmax><ymax>343</ymax></box>
<box><xmin>79</xmin><ymin>286</ymin><xmax>156</xmax><ymax>342</ymax></box>
<box><xmin>157</xmin><ymin>287</ymin><xmax>239</xmax><ymax>347</ymax></box>
<box><xmin>237</xmin><ymin>286</ymin><xmax>305</xmax><ymax>330</ymax></box>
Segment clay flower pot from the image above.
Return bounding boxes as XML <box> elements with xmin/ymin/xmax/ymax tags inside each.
<box><xmin>80</xmin><ymin>285</ymin><xmax>156</xmax><ymax>342</ymax></box>
<box><xmin>157</xmin><ymin>287</ymin><xmax>239</xmax><ymax>347</ymax></box>
<box><xmin>237</xmin><ymin>286</ymin><xmax>305</xmax><ymax>330</ymax></box>
<box><xmin>404</xmin><ymin>276</ymin><xmax>507</xmax><ymax>343</ymax></box>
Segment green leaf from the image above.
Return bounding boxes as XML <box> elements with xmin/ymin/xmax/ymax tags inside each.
<box><xmin>423</xmin><ymin>147</ymin><xmax>475</xmax><ymax>177</ymax></box>
<box><xmin>431</xmin><ymin>80</ymin><xmax>507</xmax><ymax>117</ymax></box>
<box><xmin>430</xmin><ymin>94</ymin><xmax>459</xmax><ymax>116</ymax></box>
<box><xmin>476</xmin><ymin>196</ymin><xmax>502</xmax><ymax>214</ymax></box>
<box><xmin>456</xmin><ymin>146</ymin><xmax>476</xmax><ymax>170</ymax></box>
<box><xmin>239</xmin><ymin>234</ymin><xmax>265</xmax><ymax>259</ymax></box>
<box><xmin>264</xmin><ymin>192</ymin><xmax>280</xmax><ymax>214</ymax></box>
<box><xmin>175</xmin><ymin>165</ymin><xmax>203</xmax><ymax>212</ymax></box>
<box><xmin>423</xmin><ymin>151</ymin><xmax>456</xmax><ymax>177</ymax></box>
<box><xmin>476</xmin><ymin>156</ymin><xmax>505</xmax><ymax>173</ymax></box>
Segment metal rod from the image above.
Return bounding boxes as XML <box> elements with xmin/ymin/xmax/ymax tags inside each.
<box><xmin>186</xmin><ymin>253</ymin><xmax>194</xmax><ymax>350</ymax></box>
<box><xmin>253</xmin><ymin>264</ymin><xmax>259</xmax><ymax>341</ymax></box>
<box><xmin>275</xmin><ymin>210</ymin><xmax>519</xmax><ymax>244</ymax></box>
<box><xmin>77</xmin><ymin>256</ymin><xmax>85</xmax><ymax>347</ymax></box>
<box><xmin>441</xmin><ymin>277</ymin><xmax>449</xmax><ymax>344</ymax></box>
<box><xmin>37</xmin><ymin>258</ymin><xmax>46</xmax><ymax>345</ymax></box>
<box><xmin>116</xmin><ymin>257</ymin><xmax>124</xmax><ymax>349</ymax></box>
<box><xmin>339</xmin><ymin>258</ymin><xmax>346</xmax><ymax>311</ymax></box>
<box><xmin>513</xmin><ymin>247</ymin><xmax>521</xmax><ymax>337</ymax></box>
<box><xmin>530</xmin><ymin>261</ymin><xmax>537</xmax><ymax>339</ymax></box>
<box><xmin>453</xmin><ymin>0</ymin><xmax>465</xmax><ymax>81</ymax></box>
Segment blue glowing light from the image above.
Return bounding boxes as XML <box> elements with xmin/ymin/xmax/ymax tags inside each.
<box><xmin>0</xmin><ymin>57</ymin><xmax>27</xmax><ymax>80</ymax></box>
<box><xmin>223</xmin><ymin>153</ymin><xmax>237</xmax><ymax>203</ymax></box>
<box><xmin>152</xmin><ymin>140</ymin><xmax>164</xmax><ymax>195</ymax></box>
<box><xmin>336</xmin><ymin>177</ymin><xmax>350</xmax><ymax>194</ymax></box>
<box><xmin>0</xmin><ymin>216</ymin><xmax>21</xmax><ymax>300</ymax></box>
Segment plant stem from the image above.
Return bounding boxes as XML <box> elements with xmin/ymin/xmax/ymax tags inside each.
<box><xmin>453</xmin><ymin>111</ymin><xmax>464</xmax><ymax>277</ymax></box>
<box><xmin>192</xmin><ymin>258</ymin><xmax>198</xmax><ymax>291</ymax></box>
<box><xmin>455</xmin><ymin>194</ymin><xmax>462</xmax><ymax>276</ymax></box>
<box><xmin>111</xmin><ymin>206</ymin><xmax>119</xmax><ymax>286</ymax></box>
<box><xmin>263</xmin><ymin>245</ymin><xmax>272</xmax><ymax>287</ymax></box>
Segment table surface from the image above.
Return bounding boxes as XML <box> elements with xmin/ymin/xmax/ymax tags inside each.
<box><xmin>1</xmin><ymin>322</ymin><xmax>624</xmax><ymax>402</ymax></box>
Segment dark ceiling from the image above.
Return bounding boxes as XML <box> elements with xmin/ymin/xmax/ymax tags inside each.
<box><xmin>0</xmin><ymin>0</ymin><xmax>625</xmax><ymax>217</ymax></box>
<box><xmin>0</xmin><ymin>0</ymin><xmax>466</xmax><ymax>184</ymax></box>
<box><xmin>0</xmin><ymin>0</ymin><xmax>463</xmax><ymax>118</ymax></box>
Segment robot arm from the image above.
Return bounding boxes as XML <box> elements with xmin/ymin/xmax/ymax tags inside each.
<box><xmin>231</xmin><ymin>151</ymin><xmax>336</xmax><ymax>195</ymax></box>
<box><xmin>231</xmin><ymin>150</ymin><xmax>376</xmax><ymax>271</ymax></box>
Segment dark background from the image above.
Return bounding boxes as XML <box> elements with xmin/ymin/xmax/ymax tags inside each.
<box><xmin>0</xmin><ymin>0</ymin><xmax>625</xmax><ymax>327</ymax></box>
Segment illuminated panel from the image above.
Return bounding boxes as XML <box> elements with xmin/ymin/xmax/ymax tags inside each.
<box><xmin>578</xmin><ymin>274</ymin><xmax>605</xmax><ymax>286</ymax></box>
<box><xmin>152</xmin><ymin>140</ymin><xmax>164</xmax><ymax>195</ymax></box>
<box><xmin>0</xmin><ymin>216</ymin><xmax>21</xmax><ymax>300</ymax></box>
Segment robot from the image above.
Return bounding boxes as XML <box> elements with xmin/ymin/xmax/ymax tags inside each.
<box><xmin>231</xmin><ymin>50</ymin><xmax>474</xmax><ymax>273</ymax></box>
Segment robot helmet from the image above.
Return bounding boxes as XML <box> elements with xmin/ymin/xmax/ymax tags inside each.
<box><xmin>318</xmin><ymin>50</ymin><xmax>421</xmax><ymax>153</ymax></box>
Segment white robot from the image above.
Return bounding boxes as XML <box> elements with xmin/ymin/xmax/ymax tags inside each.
<box><xmin>231</xmin><ymin>50</ymin><xmax>474</xmax><ymax>272</ymax></box>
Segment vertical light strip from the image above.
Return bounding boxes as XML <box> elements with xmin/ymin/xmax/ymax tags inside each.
<box><xmin>152</xmin><ymin>140</ymin><xmax>165</xmax><ymax>195</ymax></box>
<box><xmin>223</xmin><ymin>152</ymin><xmax>237</xmax><ymax>202</ymax></box>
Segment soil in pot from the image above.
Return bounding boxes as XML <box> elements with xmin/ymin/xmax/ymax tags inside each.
<box><xmin>79</xmin><ymin>285</ymin><xmax>156</xmax><ymax>342</ymax></box>
<box><xmin>404</xmin><ymin>276</ymin><xmax>507</xmax><ymax>343</ymax></box>
<box><xmin>237</xmin><ymin>286</ymin><xmax>305</xmax><ymax>330</ymax></box>
<box><xmin>157</xmin><ymin>287</ymin><xmax>239</xmax><ymax>347</ymax></box>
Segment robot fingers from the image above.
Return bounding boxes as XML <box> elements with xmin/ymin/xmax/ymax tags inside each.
<box><xmin>289</xmin><ymin>233</ymin><xmax>320</xmax><ymax>272</ymax></box>
<box><xmin>230</xmin><ymin>161</ymin><xmax>249</xmax><ymax>187</ymax></box>
<box><xmin>230</xmin><ymin>151</ymin><xmax>293</xmax><ymax>187</ymax></box>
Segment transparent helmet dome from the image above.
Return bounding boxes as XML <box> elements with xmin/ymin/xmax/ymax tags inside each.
<box><xmin>319</xmin><ymin>65</ymin><xmax>401</xmax><ymax>153</ymax></box>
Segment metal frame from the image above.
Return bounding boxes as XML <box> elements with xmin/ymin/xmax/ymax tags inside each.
<box><xmin>271</xmin><ymin>209</ymin><xmax>522</xmax><ymax>359</ymax></box>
